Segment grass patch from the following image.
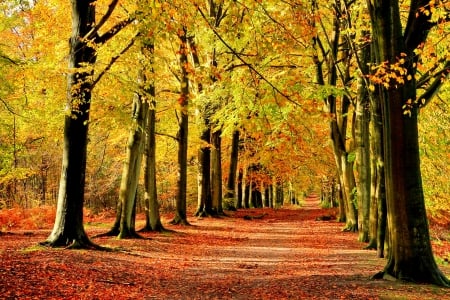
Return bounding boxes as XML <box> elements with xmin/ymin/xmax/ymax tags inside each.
<box><xmin>20</xmin><ymin>244</ymin><xmax>47</xmax><ymax>253</ymax></box>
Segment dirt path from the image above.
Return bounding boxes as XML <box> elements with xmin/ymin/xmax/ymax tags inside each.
<box><xmin>1</xmin><ymin>196</ymin><xmax>449</xmax><ymax>299</ymax></box>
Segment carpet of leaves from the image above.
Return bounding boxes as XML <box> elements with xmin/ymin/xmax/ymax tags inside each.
<box><xmin>1</xmin><ymin>196</ymin><xmax>449</xmax><ymax>299</ymax></box>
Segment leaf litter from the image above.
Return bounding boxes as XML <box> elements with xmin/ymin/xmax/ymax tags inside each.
<box><xmin>1</xmin><ymin>196</ymin><xmax>449</xmax><ymax>299</ymax></box>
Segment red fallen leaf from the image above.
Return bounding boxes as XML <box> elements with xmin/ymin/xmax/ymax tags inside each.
<box><xmin>0</xmin><ymin>196</ymin><xmax>449</xmax><ymax>299</ymax></box>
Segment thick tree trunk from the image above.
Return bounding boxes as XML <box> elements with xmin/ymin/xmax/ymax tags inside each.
<box><xmin>367</xmin><ymin>0</ymin><xmax>449</xmax><ymax>286</ymax></box>
<box><xmin>43</xmin><ymin>0</ymin><xmax>97</xmax><ymax>249</ymax></box>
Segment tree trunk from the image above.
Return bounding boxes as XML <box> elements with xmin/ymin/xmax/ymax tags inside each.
<box><xmin>43</xmin><ymin>0</ymin><xmax>97</xmax><ymax>248</ymax></box>
<box><xmin>195</xmin><ymin>124</ymin><xmax>212</xmax><ymax>217</ymax></box>
<box><xmin>367</xmin><ymin>0</ymin><xmax>449</xmax><ymax>286</ymax></box>
<box><xmin>336</xmin><ymin>177</ymin><xmax>346</xmax><ymax>222</ymax></box>
<box><xmin>367</xmin><ymin>83</ymin><xmax>387</xmax><ymax>255</ymax></box>
<box><xmin>143</xmin><ymin>99</ymin><xmax>164</xmax><ymax>231</ymax></box>
<box><xmin>355</xmin><ymin>80</ymin><xmax>371</xmax><ymax>242</ymax></box>
<box><xmin>118</xmin><ymin>90</ymin><xmax>146</xmax><ymax>239</ymax></box>
<box><xmin>211</xmin><ymin>128</ymin><xmax>223</xmax><ymax>214</ymax></box>
<box><xmin>236</xmin><ymin>168</ymin><xmax>243</xmax><ymax>209</ymax></box>
<box><xmin>171</xmin><ymin>28</ymin><xmax>190</xmax><ymax>225</ymax></box>
<box><xmin>313</xmin><ymin>1</ymin><xmax>357</xmax><ymax>231</ymax></box>
<box><xmin>264</xmin><ymin>185</ymin><xmax>270</xmax><ymax>208</ymax></box>
<box><xmin>223</xmin><ymin>129</ymin><xmax>239</xmax><ymax>210</ymax></box>
<box><xmin>339</xmin><ymin>153</ymin><xmax>358</xmax><ymax>232</ymax></box>
<box><xmin>136</xmin><ymin>38</ymin><xmax>164</xmax><ymax>232</ymax></box>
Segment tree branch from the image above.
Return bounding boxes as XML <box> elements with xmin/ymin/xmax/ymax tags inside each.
<box><xmin>96</xmin><ymin>18</ymin><xmax>135</xmax><ymax>45</ymax></box>
<box><xmin>418</xmin><ymin>60</ymin><xmax>450</xmax><ymax>107</ymax></box>
<box><xmin>84</xmin><ymin>0</ymin><xmax>120</xmax><ymax>40</ymax></box>
<box><xmin>155</xmin><ymin>131</ymin><xmax>178</xmax><ymax>141</ymax></box>
<box><xmin>0</xmin><ymin>97</ymin><xmax>22</xmax><ymax>116</ymax></box>
<box><xmin>404</xmin><ymin>0</ymin><xmax>435</xmax><ymax>51</ymax></box>
<box><xmin>0</xmin><ymin>54</ymin><xmax>19</xmax><ymax>65</ymax></box>
<box><xmin>92</xmin><ymin>33</ymin><xmax>138</xmax><ymax>88</ymax></box>
<box><xmin>196</xmin><ymin>5</ymin><xmax>300</xmax><ymax>107</ymax></box>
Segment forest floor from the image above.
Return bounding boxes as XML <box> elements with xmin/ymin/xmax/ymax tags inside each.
<box><xmin>1</xmin><ymin>195</ymin><xmax>449</xmax><ymax>299</ymax></box>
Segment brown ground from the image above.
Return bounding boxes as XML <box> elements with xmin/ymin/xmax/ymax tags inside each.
<box><xmin>1</xmin><ymin>196</ymin><xmax>449</xmax><ymax>299</ymax></box>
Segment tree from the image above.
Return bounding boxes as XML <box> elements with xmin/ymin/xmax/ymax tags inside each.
<box><xmin>170</xmin><ymin>27</ymin><xmax>190</xmax><ymax>225</ymax></box>
<box><xmin>311</xmin><ymin>0</ymin><xmax>358</xmax><ymax>231</ymax></box>
<box><xmin>367</xmin><ymin>0</ymin><xmax>449</xmax><ymax>286</ymax></box>
<box><xmin>43</xmin><ymin>0</ymin><xmax>132</xmax><ymax>248</ymax></box>
<box><xmin>141</xmin><ymin>38</ymin><xmax>165</xmax><ymax>232</ymax></box>
<box><xmin>42</xmin><ymin>0</ymin><xmax>98</xmax><ymax>248</ymax></box>
<box><xmin>223</xmin><ymin>129</ymin><xmax>239</xmax><ymax>210</ymax></box>
<box><xmin>117</xmin><ymin>81</ymin><xmax>147</xmax><ymax>239</ymax></box>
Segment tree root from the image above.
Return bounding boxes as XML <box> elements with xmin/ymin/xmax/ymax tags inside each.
<box><xmin>117</xmin><ymin>230</ymin><xmax>144</xmax><ymax>239</ymax></box>
<box><xmin>92</xmin><ymin>227</ymin><xmax>120</xmax><ymax>238</ymax></box>
<box><xmin>243</xmin><ymin>213</ymin><xmax>268</xmax><ymax>220</ymax></box>
<box><xmin>364</xmin><ymin>240</ymin><xmax>377</xmax><ymax>250</ymax></box>
<box><xmin>169</xmin><ymin>216</ymin><xmax>191</xmax><ymax>226</ymax></box>
<box><xmin>371</xmin><ymin>270</ymin><xmax>450</xmax><ymax>287</ymax></box>
<box><xmin>40</xmin><ymin>237</ymin><xmax>107</xmax><ymax>251</ymax></box>
<box><xmin>342</xmin><ymin>223</ymin><xmax>358</xmax><ymax>232</ymax></box>
<box><xmin>315</xmin><ymin>215</ymin><xmax>333</xmax><ymax>221</ymax></box>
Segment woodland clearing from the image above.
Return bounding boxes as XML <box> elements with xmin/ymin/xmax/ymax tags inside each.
<box><xmin>1</xmin><ymin>195</ymin><xmax>449</xmax><ymax>300</ymax></box>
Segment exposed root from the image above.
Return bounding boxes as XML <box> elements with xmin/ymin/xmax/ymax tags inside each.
<box><xmin>169</xmin><ymin>216</ymin><xmax>191</xmax><ymax>226</ymax></box>
<box><xmin>243</xmin><ymin>213</ymin><xmax>268</xmax><ymax>220</ymax></box>
<box><xmin>93</xmin><ymin>227</ymin><xmax>119</xmax><ymax>238</ymax></box>
<box><xmin>315</xmin><ymin>215</ymin><xmax>333</xmax><ymax>221</ymax></box>
<box><xmin>40</xmin><ymin>237</ymin><xmax>108</xmax><ymax>251</ymax></box>
<box><xmin>138</xmin><ymin>224</ymin><xmax>168</xmax><ymax>233</ymax></box>
<box><xmin>371</xmin><ymin>270</ymin><xmax>450</xmax><ymax>287</ymax></box>
<box><xmin>342</xmin><ymin>223</ymin><xmax>358</xmax><ymax>232</ymax></box>
<box><xmin>364</xmin><ymin>240</ymin><xmax>377</xmax><ymax>250</ymax></box>
<box><xmin>117</xmin><ymin>231</ymin><xmax>144</xmax><ymax>240</ymax></box>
